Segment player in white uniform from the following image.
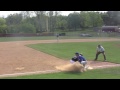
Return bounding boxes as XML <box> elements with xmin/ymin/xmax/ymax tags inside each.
<box><xmin>94</xmin><ymin>45</ymin><xmax>106</xmax><ymax>61</ymax></box>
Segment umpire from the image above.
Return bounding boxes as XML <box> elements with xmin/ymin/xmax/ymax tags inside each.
<box><xmin>94</xmin><ymin>45</ymin><xmax>106</xmax><ymax>61</ymax></box>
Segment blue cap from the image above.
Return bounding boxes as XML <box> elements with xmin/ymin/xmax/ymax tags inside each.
<box><xmin>75</xmin><ymin>52</ymin><xmax>79</xmax><ymax>54</ymax></box>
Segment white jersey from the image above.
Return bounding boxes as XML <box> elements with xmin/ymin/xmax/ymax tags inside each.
<box><xmin>97</xmin><ymin>46</ymin><xmax>105</xmax><ymax>52</ymax></box>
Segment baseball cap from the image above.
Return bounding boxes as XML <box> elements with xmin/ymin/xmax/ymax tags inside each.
<box><xmin>75</xmin><ymin>52</ymin><xmax>79</xmax><ymax>54</ymax></box>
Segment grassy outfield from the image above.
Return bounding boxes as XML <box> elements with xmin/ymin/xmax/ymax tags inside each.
<box><xmin>0</xmin><ymin>36</ymin><xmax>56</xmax><ymax>42</ymax></box>
<box><xmin>27</xmin><ymin>41</ymin><xmax>120</xmax><ymax>63</ymax></box>
<box><xmin>0</xmin><ymin>36</ymin><xmax>119</xmax><ymax>42</ymax></box>
<box><xmin>2</xmin><ymin>67</ymin><xmax>120</xmax><ymax>79</ymax></box>
<box><xmin>0</xmin><ymin>36</ymin><xmax>102</xmax><ymax>42</ymax></box>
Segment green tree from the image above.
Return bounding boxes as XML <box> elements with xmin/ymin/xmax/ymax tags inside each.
<box><xmin>5</xmin><ymin>13</ymin><xmax>23</xmax><ymax>33</ymax></box>
<box><xmin>0</xmin><ymin>18</ymin><xmax>7</xmax><ymax>33</ymax></box>
<box><xmin>67</xmin><ymin>12</ymin><xmax>81</xmax><ymax>30</ymax></box>
<box><xmin>34</xmin><ymin>11</ymin><xmax>46</xmax><ymax>33</ymax></box>
<box><xmin>48</xmin><ymin>11</ymin><xmax>54</xmax><ymax>32</ymax></box>
<box><xmin>100</xmin><ymin>12</ymin><xmax>110</xmax><ymax>25</ymax></box>
<box><xmin>80</xmin><ymin>11</ymin><xmax>91</xmax><ymax>28</ymax></box>
<box><xmin>17</xmin><ymin>23</ymin><xmax>36</xmax><ymax>33</ymax></box>
<box><xmin>89</xmin><ymin>12</ymin><xmax>103</xmax><ymax>27</ymax></box>
<box><xmin>6</xmin><ymin>13</ymin><xmax>22</xmax><ymax>25</ymax></box>
<box><xmin>56</xmin><ymin>15</ymin><xmax>67</xmax><ymax>30</ymax></box>
<box><xmin>107</xmin><ymin>11</ymin><xmax>120</xmax><ymax>25</ymax></box>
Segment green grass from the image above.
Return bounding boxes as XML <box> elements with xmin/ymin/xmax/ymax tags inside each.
<box><xmin>0</xmin><ymin>32</ymin><xmax>119</xmax><ymax>42</ymax></box>
<box><xmin>2</xmin><ymin>67</ymin><xmax>120</xmax><ymax>79</ymax></box>
<box><xmin>0</xmin><ymin>36</ymin><xmax>56</xmax><ymax>42</ymax></box>
<box><xmin>0</xmin><ymin>36</ymin><xmax>106</xmax><ymax>42</ymax></box>
<box><xmin>27</xmin><ymin>41</ymin><xmax>120</xmax><ymax>63</ymax></box>
<box><xmin>0</xmin><ymin>36</ymin><xmax>97</xmax><ymax>42</ymax></box>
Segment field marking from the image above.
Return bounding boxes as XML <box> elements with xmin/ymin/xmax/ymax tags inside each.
<box><xmin>0</xmin><ymin>64</ymin><xmax>120</xmax><ymax>78</ymax></box>
<box><xmin>92</xmin><ymin>64</ymin><xmax>120</xmax><ymax>69</ymax></box>
<box><xmin>0</xmin><ymin>70</ymin><xmax>60</xmax><ymax>78</ymax></box>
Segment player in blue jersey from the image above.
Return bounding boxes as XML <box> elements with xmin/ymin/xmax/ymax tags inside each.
<box><xmin>70</xmin><ymin>52</ymin><xmax>87</xmax><ymax>68</ymax></box>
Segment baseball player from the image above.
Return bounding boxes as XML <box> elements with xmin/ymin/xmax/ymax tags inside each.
<box><xmin>94</xmin><ymin>45</ymin><xmax>106</xmax><ymax>61</ymax></box>
<box><xmin>70</xmin><ymin>52</ymin><xmax>87</xmax><ymax>68</ymax></box>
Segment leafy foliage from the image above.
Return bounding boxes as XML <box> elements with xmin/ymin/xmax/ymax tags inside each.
<box><xmin>1</xmin><ymin>11</ymin><xmax>120</xmax><ymax>34</ymax></box>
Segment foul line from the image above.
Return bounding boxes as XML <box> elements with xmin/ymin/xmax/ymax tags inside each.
<box><xmin>92</xmin><ymin>64</ymin><xmax>120</xmax><ymax>68</ymax></box>
<box><xmin>0</xmin><ymin>64</ymin><xmax>120</xmax><ymax>78</ymax></box>
<box><xmin>0</xmin><ymin>70</ymin><xmax>60</xmax><ymax>78</ymax></box>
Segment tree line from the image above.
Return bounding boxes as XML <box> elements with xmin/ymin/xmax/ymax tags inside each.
<box><xmin>0</xmin><ymin>11</ymin><xmax>120</xmax><ymax>34</ymax></box>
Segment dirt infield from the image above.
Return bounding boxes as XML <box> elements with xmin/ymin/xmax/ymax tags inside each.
<box><xmin>0</xmin><ymin>38</ymin><xmax>120</xmax><ymax>77</ymax></box>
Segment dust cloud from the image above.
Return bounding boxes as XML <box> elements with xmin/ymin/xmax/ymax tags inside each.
<box><xmin>55</xmin><ymin>62</ymin><xmax>84</xmax><ymax>72</ymax></box>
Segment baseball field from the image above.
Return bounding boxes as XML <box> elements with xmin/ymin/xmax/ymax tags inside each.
<box><xmin>0</xmin><ymin>37</ymin><xmax>120</xmax><ymax>79</ymax></box>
